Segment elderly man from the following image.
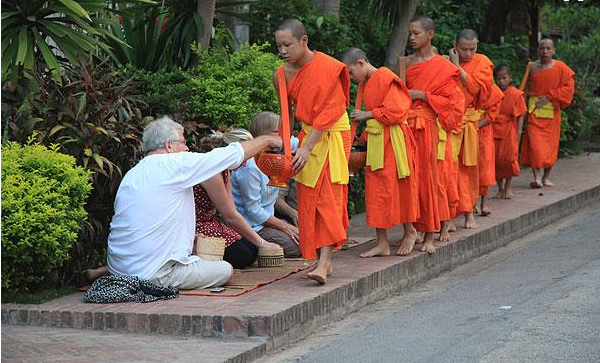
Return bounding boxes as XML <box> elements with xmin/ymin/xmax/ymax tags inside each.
<box><xmin>107</xmin><ymin>116</ymin><xmax>281</xmax><ymax>289</ymax></box>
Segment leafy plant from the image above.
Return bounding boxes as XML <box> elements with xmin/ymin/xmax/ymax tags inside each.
<box><xmin>1</xmin><ymin>140</ymin><xmax>92</xmax><ymax>292</ymax></box>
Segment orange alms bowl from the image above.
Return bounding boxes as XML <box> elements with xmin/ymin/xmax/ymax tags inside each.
<box><xmin>256</xmin><ymin>150</ymin><xmax>299</xmax><ymax>187</ymax></box>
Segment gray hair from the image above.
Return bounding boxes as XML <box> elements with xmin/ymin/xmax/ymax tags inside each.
<box><xmin>142</xmin><ymin>116</ymin><xmax>184</xmax><ymax>152</ymax></box>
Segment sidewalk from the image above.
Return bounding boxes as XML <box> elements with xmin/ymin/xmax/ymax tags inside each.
<box><xmin>3</xmin><ymin>153</ymin><xmax>600</xmax><ymax>363</ymax></box>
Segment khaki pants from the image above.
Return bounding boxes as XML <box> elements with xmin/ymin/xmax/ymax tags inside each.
<box><xmin>149</xmin><ymin>259</ymin><xmax>232</xmax><ymax>290</ymax></box>
<box><xmin>257</xmin><ymin>227</ymin><xmax>301</xmax><ymax>258</ymax></box>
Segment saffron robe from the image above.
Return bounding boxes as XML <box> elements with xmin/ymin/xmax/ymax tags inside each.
<box><xmin>521</xmin><ymin>60</ymin><xmax>575</xmax><ymax>169</ymax></box>
<box><xmin>478</xmin><ymin>85</ymin><xmax>504</xmax><ymax>196</ymax></box>
<box><xmin>494</xmin><ymin>86</ymin><xmax>527</xmax><ymax>179</ymax></box>
<box><xmin>455</xmin><ymin>54</ymin><xmax>503</xmax><ymax>212</ymax></box>
<box><xmin>406</xmin><ymin>55</ymin><xmax>463</xmax><ymax>232</ymax></box>
<box><xmin>360</xmin><ymin>67</ymin><xmax>418</xmax><ymax>229</ymax></box>
<box><xmin>286</xmin><ymin>51</ymin><xmax>351</xmax><ymax>259</ymax></box>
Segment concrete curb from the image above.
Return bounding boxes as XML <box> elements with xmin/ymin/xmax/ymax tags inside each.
<box><xmin>3</xmin><ymin>177</ymin><xmax>600</xmax><ymax>363</ymax></box>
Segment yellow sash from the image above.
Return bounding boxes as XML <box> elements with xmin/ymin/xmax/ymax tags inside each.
<box><xmin>365</xmin><ymin>119</ymin><xmax>411</xmax><ymax>179</ymax></box>
<box><xmin>294</xmin><ymin>113</ymin><xmax>351</xmax><ymax>188</ymax></box>
<box><xmin>528</xmin><ymin>96</ymin><xmax>554</xmax><ymax>119</ymax></box>
<box><xmin>458</xmin><ymin>108</ymin><xmax>483</xmax><ymax>166</ymax></box>
<box><xmin>437</xmin><ymin>120</ymin><xmax>447</xmax><ymax>161</ymax></box>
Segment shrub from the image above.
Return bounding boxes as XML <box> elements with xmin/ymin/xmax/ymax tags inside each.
<box><xmin>1</xmin><ymin>141</ymin><xmax>92</xmax><ymax>292</ymax></box>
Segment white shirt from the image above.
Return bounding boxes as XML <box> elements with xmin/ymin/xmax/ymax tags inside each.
<box><xmin>107</xmin><ymin>143</ymin><xmax>244</xmax><ymax>279</ymax></box>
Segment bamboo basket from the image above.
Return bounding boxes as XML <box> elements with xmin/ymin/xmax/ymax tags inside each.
<box><xmin>257</xmin><ymin>245</ymin><xmax>285</xmax><ymax>267</ymax></box>
<box><xmin>195</xmin><ymin>236</ymin><xmax>226</xmax><ymax>261</ymax></box>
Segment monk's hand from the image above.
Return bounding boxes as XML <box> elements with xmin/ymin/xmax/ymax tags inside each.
<box><xmin>350</xmin><ymin>109</ymin><xmax>370</xmax><ymax>122</ymax></box>
<box><xmin>478</xmin><ymin>118</ymin><xmax>489</xmax><ymax>128</ymax></box>
<box><xmin>292</xmin><ymin>146</ymin><xmax>310</xmax><ymax>172</ymax></box>
<box><xmin>536</xmin><ymin>95</ymin><xmax>550</xmax><ymax>109</ymax></box>
<box><xmin>449</xmin><ymin>48</ymin><xmax>459</xmax><ymax>65</ymax></box>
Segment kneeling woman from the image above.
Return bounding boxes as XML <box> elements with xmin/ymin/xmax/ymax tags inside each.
<box><xmin>231</xmin><ymin>112</ymin><xmax>301</xmax><ymax>258</ymax></box>
<box><xmin>194</xmin><ymin>129</ymin><xmax>280</xmax><ymax>269</ymax></box>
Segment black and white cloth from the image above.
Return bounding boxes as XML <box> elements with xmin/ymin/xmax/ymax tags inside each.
<box><xmin>83</xmin><ymin>275</ymin><xmax>178</xmax><ymax>303</ymax></box>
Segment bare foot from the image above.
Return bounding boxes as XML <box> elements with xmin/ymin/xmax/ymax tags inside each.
<box><xmin>542</xmin><ymin>179</ymin><xmax>555</xmax><ymax>187</ymax></box>
<box><xmin>493</xmin><ymin>191</ymin><xmax>503</xmax><ymax>199</ymax></box>
<box><xmin>438</xmin><ymin>222</ymin><xmax>450</xmax><ymax>242</ymax></box>
<box><xmin>473</xmin><ymin>205</ymin><xmax>480</xmax><ymax>214</ymax></box>
<box><xmin>420</xmin><ymin>233</ymin><xmax>436</xmax><ymax>254</ymax></box>
<box><xmin>448</xmin><ymin>220</ymin><xmax>457</xmax><ymax>232</ymax></box>
<box><xmin>359</xmin><ymin>244</ymin><xmax>391</xmax><ymax>258</ymax></box>
<box><xmin>397</xmin><ymin>230</ymin><xmax>418</xmax><ymax>256</ymax></box>
<box><xmin>415</xmin><ymin>232</ymin><xmax>425</xmax><ymax>244</ymax></box>
<box><xmin>83</xmin><ymin>266</ymin><xmax>108</xmax><ymax>285</ymax></box>
<box><xmin>307</xmin><ymin>262</ymin><xmax>329</xmax><ymax>284</ymax></box>
<box><xmin>529</xmin><ymin>180</ymin><xmax>542</xmax><ymax>189</ymax></box>
<box><xmin>480</xmin><ymin>208</ymin><xmax>491</xmax><ymax>217</ymax></box>
<box><xmin>306</xmin><ymin>271</ymin><xmax>326</xmax><ymax>284</ymax></box>
<box><xmin>503</xmin><ymin>188</ymin><xmax>514</xmax><ymax>199</ymax></box>
<box><xmin>464</xmin><ymin>213</ymin><xmax>477</xmax><ymax>229</ymax></box>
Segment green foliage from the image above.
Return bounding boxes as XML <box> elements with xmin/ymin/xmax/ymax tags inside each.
<box><xmin>341</xmin><ymin>0</ymin><xmax>390</xmax><ymax>66</ymax></box>
<box><xmin>2</xmin><ymin>56</ymin><xmax>147</xmax><ymax>273</ymax></box>
<box><xmin>1</xmin><ymin>141</ymin><xmax>92</xmax><ymax>292</ymax></box>
<box><xmin>478</xmin><ymin>42</ymin><xmax>528</xmax><ymax>87</ymax></box>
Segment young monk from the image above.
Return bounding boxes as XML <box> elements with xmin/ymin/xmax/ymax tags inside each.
<box><xmin>341</xmin><ymin>47</ymin><xmax>418</xmax><ymax>257</ymax></box>
<box><xmin>449</xmin><ymin>29</ymin><xmax>504</xmax><ymax>226</ymax></box>
<box><xmin>521</xmin><ymin>38</ymin><xmax>575</xmax><ymax>188</ymax></box>
<box><xmin>401</xmin><ymin>16</ymin><xmax>464</xmax><ymax>254</ymax></box>
<box><xmin>493</xmin><ymin>65</ymin><xmax>528</xmax><ymax>199</ymax></box>
<box><xmin>273</xmin><ymin>18</ymin><xmax>351</xmax><ymax>284</ymax></box>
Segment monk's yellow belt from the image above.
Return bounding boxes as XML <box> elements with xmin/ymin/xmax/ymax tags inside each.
<box><xmin>437</xmin><ymin>120</ymin><xmax>447</xmax><ymax>161</ymax></box>
<box><xmin>365</xmin><ymin>118</ymin><xmax>410</xmax><ymax>179</ymax></box>
<box><xmin>528</xmin><ymin>96</ymin><xmax>554</xmax><ymax>119</ymax></box>
<box><xmin>453</xmin><ymin>108</ymin><xmax>483</xmax><ymax>166</ymax></box>
<box><xmin>295</xmin><ymin>113</ymin><xmax>350</xmax><ymax>188</ymax></box>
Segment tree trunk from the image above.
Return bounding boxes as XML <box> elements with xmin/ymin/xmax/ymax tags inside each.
<box><xmin>384</xmin><ymin>0</ymin><xmax>419</xmax><ymax>71</ymax></box>
<box><xmin>528</xmin><ymin>0</ymin><xmax>540</xmax><ymax>59</ymax></box>
<box><xmin>312</xmin><ymin>0</ymin><xmax>341</xmax><ymax>19</ymax></box>
<box><xmin>481</xmin><ymin>0</ymin><xmax>511</xmax><ymax>43</ymax></box>
<box><xmin>197</xmin><ymin>0</ymin><xmax>216</xmax><ymax>51</ymax></box>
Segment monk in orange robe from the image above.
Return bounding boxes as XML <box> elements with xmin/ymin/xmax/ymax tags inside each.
<box><xmin>401</xmin><ymin>16</ymin><xmax>464</xmax><ymax>254</ymax></box>
<box><xmin>274</xmin><ymin>19</ymin><xmax>351</xmax><ymax>284</ymax></box>
<box><xmin>449</xmin><ymin>29</ymin><xmax>504</xmax><ymax>227</ymax></box>
<box><xmin>493</xmin><ymin>65</ymin><xmax>528</xmax><ymax>199</ymax></box>
<box><xmin>521</xmin><ymin>38</ymin><xmax>575</xmax><ymax>188</ymax></box>
<box><xmin>341</xmin><ymin>47</ymin><xmax>418</xmax><ymax>258</ymax></box>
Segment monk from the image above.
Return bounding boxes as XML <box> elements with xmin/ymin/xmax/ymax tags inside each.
<box><xmin>521</xmin><ymin>38</ymin><xmax>575</xmax><ymax>188</ymax></box>
<box><xmin>341</xmin><ymin>47</ymin><xmax>418</xmax><ymax>257</ymax></box>
<box><xmin>401</xmin><ymin>16</ymin><xmax>464</xmax><ymax>254</ymax></box>
<box><xmin>273</xmin><ymin>19</ymin><xmax>351</xmax><ymax>284</ymax></box>
<box><xmin>493</xmin><ymin>65</ymin><xmax>527</xmax><ymax>199</ymax></box>
<box><xmin>449</xmin><ymin>29</ymin><xmax>504</xmax><ymax>227</ymax></box>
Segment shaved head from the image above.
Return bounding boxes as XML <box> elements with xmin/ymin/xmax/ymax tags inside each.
<box><xmin>456</xmin><ymin>29</ymin><xmax>479</xmax><ymax>43</ymax></box>
<box><xmin>276</xmin><ymin>18</ymin><xmax>307</xmax><ymax>40</ymax></box>
<box><xmin>539</xmin><ymin>38</ymin><xmax>555</xmax><ymax>48</ymax></box>
<box><xmin>493</xmin><ymin>64</ymin><xmax>511</xmax><ymax>78</ymax></box>
<box><xmin>341</xmin><ymin>47</ymin><xmax>369</xmax><ymax>65</ymax></box>
<box><xmin>410</xmin><ymin>16</ymin><xmax>435</xmax><ymax>32</ymax></box>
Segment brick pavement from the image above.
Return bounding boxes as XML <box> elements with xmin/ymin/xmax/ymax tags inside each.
<box><xmin>2</xmin><ymin>153</ymin><xmax>600</xmax><ymax>363</ymax></box>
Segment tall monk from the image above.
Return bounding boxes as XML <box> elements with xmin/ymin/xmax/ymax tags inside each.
<box><xmin>493</xmin><ymin>65</ymin><xmax>527</xmax><ymax>199</ymax></box>
<box><xmin>341</xmin><ymin>47</ymin><xmax>418</xmax><ymax>258</ymax></box>
<box><xmin>449</xmin><ymin>29</ymin><xmax>504</xmax><ymax>227</ymax></box>
<box><xmin>273</xmin><ymin>19</ymin><xmax>351</xmax><ymax>284</ymax></box>
<box><xmin>521</xmin><ymin>38</ymin><xmax>575</xmax><ymax>188</ymax></box>
<box><xmin>401</xmin><ymin>16</ymin><xmax>464</xmax><ymax>254</ymax></box>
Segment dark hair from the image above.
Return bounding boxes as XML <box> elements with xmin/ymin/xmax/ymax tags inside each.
<box><xmin>276</xmin><ymin>18</ymin><xmax>307</xmax><ymax>40</ymax></box>
<box><xmin>456</xmin><ymin>29</ymin><xmax>478</xmax><ymax>42</ymax></box>
<box><xmin>494</xmin><ymin>64</ymin><xmax>511</xmax><ymax>78</ymax></box>
<box><xmin>410</xmin><ymin>16</ymin><xmax>435</xmax><ymax>31</ymax></box>
<box><xmin>341</xmin><ymin>47</ymin><xmax>369</xmax><ymax>64</ymax></box>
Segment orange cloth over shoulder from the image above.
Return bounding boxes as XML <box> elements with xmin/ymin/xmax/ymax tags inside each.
<box><xmin>521</xmin><ymin>60</ymin><xmax>575</xmax><ymax>169</ymax></box>
<box><xmin>494</xmin><ymin>86</ymin><xmax>527</xmax><ymax>179</ymax></box>
<box><xmin>286</xmin><ymin>51</ymin><xmax>351</xmax><ymax>259</ymax></box>
<box><xmin>406</xmin><ymin>55</ymin><xmax>462</xmax><ymax>232</ymax></box>
<box><xmin>360</xmin><ymin>67</ymin><xmax>418</xmax><ymax>229</ymax></box>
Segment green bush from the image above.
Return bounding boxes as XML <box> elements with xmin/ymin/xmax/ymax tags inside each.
<box><xmin>1</xmin><ymin>141</ymin><xmax>92</xmax><ymax>292</ymax></box>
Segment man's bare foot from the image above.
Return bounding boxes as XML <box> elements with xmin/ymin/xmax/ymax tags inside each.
<box><xmin>359</xmin><ymin>244</ymin><xmax>391</xmax><ymax>258</ymax></box>
<box><xmin>448</xmin><ymin>220</ymin><xmax>457</xmax><ymax>232</ymax></box>
<box><xmin>438</xmin><ymin>222</ymin><xmax>451</xmax><ymax>242</ymax></box>
<box><xmin>480</xmin><ymin>208</ymin><xmax>491</xmax><ymax>217</ymax></box>
<box><xmin>493</xmin><ymin>191</ymin><xmax>503</xmax><ymax>199</ymax></box>
<box><xmin>503</xmin><ymin>188</ymin><xmax>514</xmax><ymax>199</ymax></box>
<box><xmin>542</xmin><ymin>179</ymin><xmax>555</xmax><ymax>187</ymax></box>
<box><xmin>420</xmin><ymin>233</ymin><xmax>436</xmax><ymax>254</ymax></box>
<box><xmin>397</xmin><ymin>230</ymin><xmax>418</xmax><ymax>256</ymax></box>
<box><xmin>307</xmin><ymin>262</ymin><xmax>329</xmax><ymax>285</ymax></box>
<box><xmin>464</xmin><ymin>213</ymin><xmax>477</xmax><ymax>229</ymax></box>
<box><xmin>415</xmin><ymin>232</ymin><xmax>425</xmax><ymax>244</ymax></box>
<box><xmin>529</xmin><ymin>180</ymin><xmax>542</xmax><ymax>189</ymax></box>
<box><xmin>473</xmin><ymin>205</ymin><xmax>480</xmax><ymax>214</ymax></box>
<box><xmin>83</xmin><ymin>266</ymin><xmax>108</xmax><ymax>285</ymax></box>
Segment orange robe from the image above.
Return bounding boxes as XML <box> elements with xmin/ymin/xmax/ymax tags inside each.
<box><xmin>456</xmin><ymin>54</ymin><xmax>503</xmax><ymax>213</ymax></box>
<box><xmin>406</xmin><ymin>55</ymin><xmax>463</xmax><ymax>232</ymax></box>
<box><xmin>287</xmin><ymin>51</ymin><xmax>351</xmax><ymax>259</ymax></box>
<box><xmin>478</xmin><ymin>86</ymin><xmax>504</xmax><ymax>196</ymax></box>
<box><xmin>494</xmin><ymin>86</ymin><xmax>528</xmax><ymax>179</ymax></box>
<box><xmin>521</xmin><ymin>60</ymin><xmax>575</xmax><ymax>169</ymax></box>
<box><xmin>359</xmin><ymin>67</ymin><xmax>418</xmax><ymax>229</ymax></box>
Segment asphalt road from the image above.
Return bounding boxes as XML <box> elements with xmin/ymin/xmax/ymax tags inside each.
<box><xmin>261</xmin><ymin>203</ymin><xmax>600</xmax><ymax>363</ymax></box>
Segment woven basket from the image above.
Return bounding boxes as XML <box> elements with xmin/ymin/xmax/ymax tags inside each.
<box><xmin>195</xmin><ymin>236</ymin><xmax>226</xmax><ymax>261</ymax></box>
<box><xmin>255</xmin><ymin>151</ymin><xmax>299</xmax><ymax>188</ymax></box>
<box><xmin>348</xmin><ymin>146</ymin><xmax>367</xmax><ymax>176</ymax></box>
<box><xmin>257</xmin><ymin>245</ymin><xmax>284</xmax><ymax>267</ymax></box>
